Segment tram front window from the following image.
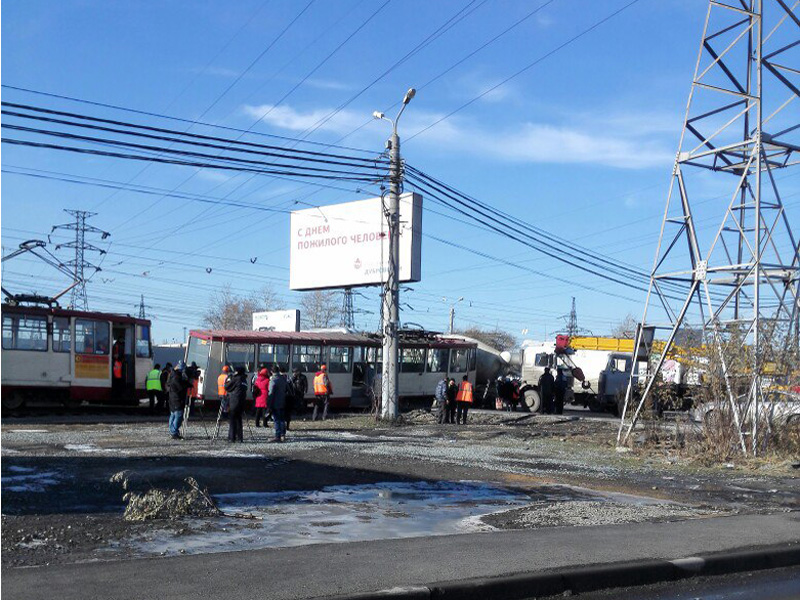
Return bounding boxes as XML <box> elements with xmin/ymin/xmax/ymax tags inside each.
<box><xmin>186</xmin><ymin>337</ymin><xmax>211</xmax><ymax>370</ymax></box>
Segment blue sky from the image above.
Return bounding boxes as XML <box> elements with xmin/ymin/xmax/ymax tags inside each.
<box><xmin>4</xmin><ymin>0</ymin><xmax>790</xmax><ymax>344</ymax></box>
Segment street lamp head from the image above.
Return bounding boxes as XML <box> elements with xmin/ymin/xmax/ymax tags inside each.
<box><xmin>402</xmin><ymin>88</ymin><xmax>416</xmax><ymax>105</ymax></box>
<box><xmin>372</xmin><ymin>111</ymin><xmax>385</xmax><ymax>120</ymax></box>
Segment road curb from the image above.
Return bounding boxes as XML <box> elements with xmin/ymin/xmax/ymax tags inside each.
<box><xmin>323</xmin><ymin>542</ymin><xmax>800</xmax><ymax>600</ymax></box>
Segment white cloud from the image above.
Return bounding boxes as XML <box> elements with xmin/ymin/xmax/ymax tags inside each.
<box><xmin>304</xmin><ymin>78</ymin><xmax>352</xmax><ymax>91</ymax></box>
<box><xmin>242</xmin><ymin>104</ymin><xmax>368</xmax><ymax>135</ymax></box>
<box><xmin>239</xmin><ymin>101</ymin><xmax>676</xmax><ymax>169</ymax></box>
<box><xmin>408</xmin><ymin>111</ymin><xmax>676</xmax><ymax>169</ymax></box>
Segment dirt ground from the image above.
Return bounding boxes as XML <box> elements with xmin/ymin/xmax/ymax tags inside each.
<box><xmin>2</xmin><ymin>408</ymin><xmax>799</xmax><ymax>568</ymax></box>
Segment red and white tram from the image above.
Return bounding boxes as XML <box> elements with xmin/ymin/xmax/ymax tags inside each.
<box><xmin>185</xmin><ymin>329</ymin><xmax>478</xmax><ymax>409</ymax></box>
<box><xmin>1</xmin><ymin>304</ymin><xmax>152</xmax><ymax>409</ymax></box>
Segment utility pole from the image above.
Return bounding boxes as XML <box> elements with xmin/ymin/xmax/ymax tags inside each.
<box><xmin>446</xmin><ymin>296</ymin><xmax>464</xmax><ymax>334</ymax></box>
<box><xmin>373</xmin><ymin>88</ymin><xmax>416</xmax><ymax>420</ymax></box>
<box><xmin>51</xmin><ymin>210</ymin><xmax>110</xmax><ymax>311</ymax></box>
<box><xmin>618</xmin><ymin>0</ymin><xmax>799</xmax><ymax>456</ymax></box>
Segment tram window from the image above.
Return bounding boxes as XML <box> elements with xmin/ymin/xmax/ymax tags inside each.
<box><xmin>401</xmin><ymin>348</ymin><xmax>426</xmax><ymax>373</ymax></box>
<box><xmin>226</xmin><ymin>343</ymin><xmax>255</xmax><ymax>372</ymax></box>
<box><xmin>364</xmin><ymin>346</ymin><xmax>382</xmax><ymax>375</ymax></box>
<box><xmin>136</xmin><ymin>325</ymin><xmax>151</xmax><ymax>358</ymax></box>
<box><xmin>292</xmin><ymin>344</ymin><xmax>322</xmax><ymax>372</ymax></box>
<box><xmin>427</xmin><ymin>348</ymin><xmax>449</xmax><ymax>373</ymax></box>
<box><xmin>2</xmin><ymin>315</ymin><xmax>48</xmax><ymax>351</ymax></box>
<box><xmin>53</xmin><ymin>317</ymin><xmax>71</xmax><ymax>353</ymax></box>
<box><xmin>75</xmin><ymin>319</ymin><xmax>110</xmax><ymax>355</ymax></box>
<box><xmin>328</xmin><ymin>346</ymin><xmax>352</xmax><ymax>373</ymax></box>
<box><xmin>450</xmin><ymin>348</ymin><xmax>469</xmax><ymax>373</ymax></box>
<box><xmin>258</xmin><ymin>344</ymin><xmax>290</xmax><ymax>370</ymax></box>
<box><xmin>468</xmin><ymin>348</ymin><xmax>477</xmax><ymax>371</ymax></box>
<box><xmin>186</xmin><ymin>337</ymin><xmax>211</xmax><ymax>370</ymax></box>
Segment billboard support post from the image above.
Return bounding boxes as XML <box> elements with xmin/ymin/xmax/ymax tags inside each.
<box><xmin>375</xmin><ymin>88</ymin><xmax>416</xmax><ymax>421</ymax></box>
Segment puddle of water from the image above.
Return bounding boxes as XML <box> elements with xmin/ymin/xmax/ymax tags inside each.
<box><xmin>130</xmin><ymin>481</ymin><xmax>535</xmax><ymax>557</ymax></box>
<box><xmin>2</xmin><ymin>466</ymin><xmax>63</xmax><ymax>492</ymax></box>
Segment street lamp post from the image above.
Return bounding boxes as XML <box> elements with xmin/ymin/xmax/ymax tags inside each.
<box><xmin>373</xmin><ymin>88</ymin><xmax>415</xmax><ymax>421</ymax></box>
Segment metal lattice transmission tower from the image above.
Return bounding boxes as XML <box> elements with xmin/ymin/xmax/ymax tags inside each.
<box><xmin>51</xmin><ymin>210</ymin><xmax>110</xmax><ymax>311</ymax></box>
<box><xmin>566</xmin><ymin>297</ymin><xmax>579</xmax><ymax>338</ymax></box>
<box><xmin>137</xmin><ymin>294</ymin><xmax>148</xmax><ymax>319</ymax></box>
<box><xmin>619</xmin><ymin>0</ymin><xmax>800</xmax><ymax>455</ymax></box>
<box><xmin>341</xmin><ymin>288</ymin><xmax>355</xmax><ymax>329</ymax></box>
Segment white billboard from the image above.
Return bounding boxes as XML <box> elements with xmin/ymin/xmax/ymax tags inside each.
<box><xmin>252</xmin><ymin>309</ymin><xmax>301</xmax><ymax>332</ymax></box>
<box><xmin>290</xmin><ymin>192</ymin><xmax>422</xmax><ymax>290</ymax></box>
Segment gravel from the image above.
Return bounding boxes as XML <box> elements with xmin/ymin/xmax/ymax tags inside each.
<box><xmin>482</xmin><ymin>500</ymin><xmax>724</xmax><ymax>529</ymax></box>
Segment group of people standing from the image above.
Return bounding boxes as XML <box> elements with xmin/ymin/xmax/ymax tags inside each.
<box><xmin>215</xmin><ymin>363</ymin><xmax>333</xmax><ymax>443</ymax></box>
<box><xmin>434</xmin><ymin>375</ymin><xmax>474</xmax><ymax>425</ymax></box>
<box><xmin>537</xmin><ymin>366</ymin><xmax>568</xmax><ymax>415</ymax></box>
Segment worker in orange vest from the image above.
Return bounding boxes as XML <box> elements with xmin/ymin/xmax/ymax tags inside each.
<box><xmin>217</xmin><ymin>366</ymin><xmax>230</xmax><ymax>410</ymax></box>
<box><xmin>312</xmin><ymin>364</ymin><xmax>333</xmax><ymax>421</ymax></box>
<box><xmin>455</xmin><ymin>375</ymin><xmax>473</xmax><ymax>425</ymax></box>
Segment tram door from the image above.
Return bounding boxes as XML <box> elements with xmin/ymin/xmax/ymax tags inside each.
<box><xmin>112</xmin><ymin>324</ymin><xmax>136</xmax><ymax>402</ymax></box>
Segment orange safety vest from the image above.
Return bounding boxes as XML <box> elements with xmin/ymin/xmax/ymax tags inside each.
<box><xmin>113</xmin><ymin>360</ymin><xmax>123</xmax><ymax>379</ymax></box>
<box><xmin>456</xmin><ymin>380</ymin><xmax>474</xmax><ymax>404</ymax></box>
<box><xmin>217</xmin><ymin>374</ymin><xmax>228</xmax><ymax>396</ymax></box>
<box><xmin>313</xmin><ymin>372</ymin><xmax>330</xmax><ymax>396</ymax></box>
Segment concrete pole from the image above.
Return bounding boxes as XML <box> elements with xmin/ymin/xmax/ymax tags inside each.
<box><xmin>449</xmin><ymin>307</ymin><xmax>455</xmax><ymax>334</ymax></box>
<box><xmin>381</xmin><ymin>129</ymin><xmax>401</xmax><ymax>420</ymax></box>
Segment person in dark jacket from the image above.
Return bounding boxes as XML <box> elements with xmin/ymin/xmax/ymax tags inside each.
<box><xmin>268</xmin><ymin>366</ymin><xmax>288</xmax><ymax>442</ymax></box>
<box><xmin>538</xmin><ymin>367</ymin><xmax>555</xmax><ymax>414</ymax></box>
<box><xmin>434</xmin><ymin>376</ymin><xmax>448</xmax><ymax>424</ymax></box>
<box><xmin>292</xmin><ymin>368</ymin><xmax>308</xmax><ymax>415</ymax></box>
<box><xmin>554</xmin><ymin>368</ymin><xmax>568</xmax><ymax>415</ymax></box>
<box><xmin>445</xmin><ymin>378</ymin><xmax>458</xmax><ymax>424</ymax></box>
<box><xmin>283</xmin><ymin>367</ymin><xmax>296</xmax><ymax>431</ymax></box>
<box><xmin>158</xmin><ymin>363</ymin><xmax>172</xmax><ymax>412</ymax></box>
<box><xmin>167</xmin><ymin>365</ymin><xmax>189</xmax><ymax>440</ymax></box>
<box><xmin>225</xmin><ymin>367</ymin><xmax>247</xmax><ymax>443</ymax></box>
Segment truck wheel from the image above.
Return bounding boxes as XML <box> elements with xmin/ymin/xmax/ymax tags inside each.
<box><xmin>588</xmin><ymin>397</ymin><xmax>605</xmax><ymax>413</ymax></box>
<box><xmin>523</xmin><ymin>389</ymin><xmax>541</xmax><ymax>413</ymax></box>
<box><xmin>2</xmin><ymin>391</ymin><xmax>26</xmax><ymax>411</ymax></box>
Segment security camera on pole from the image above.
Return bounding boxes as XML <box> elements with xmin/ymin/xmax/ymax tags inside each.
<box><xmin>373</xmin><ymin>87</ymin><xmax>416</xmax><ymax>421</ymax></box>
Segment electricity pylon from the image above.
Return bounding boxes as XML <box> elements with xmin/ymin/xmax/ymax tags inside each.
<box><xmin>51</xmin><ymin>210</ymin><xmax>110</xmax><ymax>311</ymax></box>
<box><xmin>618</xmin><ymin>0</ymin><xmax>799</xmax><ymax>456</ymax></box>
<box><xmin>341</xmin><ymin>288</ymin><xmax>355</xmax><ymax>329</ymax></box>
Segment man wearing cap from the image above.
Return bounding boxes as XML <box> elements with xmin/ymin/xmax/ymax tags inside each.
<box><xmin>312</xmin><ymin>364</ymin><xmax>333</xmax><ymax>421</ymax></box>
<box><xmin>166</xmin><ymin>362</ymin><xmax>189</xmax><ymax>440</ymax></box>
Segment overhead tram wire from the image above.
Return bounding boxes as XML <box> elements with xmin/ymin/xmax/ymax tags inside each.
<box><xmin>1</xmin><ymin>103</ymin><xmax>388</xmax><ymax>165</ymax></box>
<box><xmin>293</xmin><ymin>0</ymin><xmax>491</xmax><ymax>140</ymax></box>
<box><xmin>403</xmin><ymin>168</ymin><xmax>729</xmax><ymax>302</ymax></box>
<box><xmin>309</xmin><ymin>0</ymin><xmax>559</xmax><ymax>145</ymax></box>
<box><xmin>0</xmin><ymin>116</ymin><xmax>387</xmax><ymax>177</ymax></box>
<box><xmin>89</xmin><ymin>0</ymin><xmax>274</xmax><ymax>210</ymax></box>
<box><xmin>405</xmin><ymin>0</ymin><xmax>643</xmax><ymax>143</ymax></box>
<box><xmin>0</xmin><ymin>85</ymin><xmax>377</xmax><ymax>155</ymax></box>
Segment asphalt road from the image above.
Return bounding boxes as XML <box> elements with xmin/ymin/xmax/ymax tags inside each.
<box><xmin>3</xmin><ymin>513</ymin><xmax>799</xmax><ymax>600</ymax></box>
<box><xmin>563</xmin><ymin>565</ymin><xmax>800</xmax><ymax>599</ymax></box>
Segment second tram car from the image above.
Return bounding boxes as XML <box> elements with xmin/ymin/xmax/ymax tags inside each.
<box><xmin>185</xmin><ymin>329</ymin><xmax>478</xmax><ymax>409</ymax></box>
<box><xmin>1</xmin><ymin>304</ymin><xmax>152</xmax><ymax>409</ymax></box>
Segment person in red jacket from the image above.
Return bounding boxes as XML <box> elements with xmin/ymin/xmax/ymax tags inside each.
<box><xmin>253</xmin><ymin>368</ymin><xmax>270</xmax><ymax>427</ymax></box>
